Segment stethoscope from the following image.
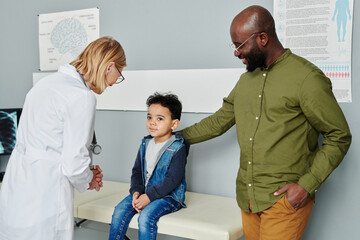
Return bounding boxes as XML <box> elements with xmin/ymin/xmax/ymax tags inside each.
<box><xmin>77</xmin><ymin>71</ymin><xmax>102</xmax><ymax>158</ymax></box>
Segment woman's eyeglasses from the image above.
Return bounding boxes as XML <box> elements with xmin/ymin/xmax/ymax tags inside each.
<box><xmin>115</xmin><ymin>67</ymin><xmax>125</xmax><ymax>84</ymax></box>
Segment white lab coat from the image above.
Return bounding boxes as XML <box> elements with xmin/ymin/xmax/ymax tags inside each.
<box><xmin>0</xmin><ymin>65</ymin><xmax>96</xmax><ymax>240</ymax></box>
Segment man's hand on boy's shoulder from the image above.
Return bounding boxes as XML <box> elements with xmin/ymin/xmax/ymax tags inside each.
<box><xmin>133</xmin><ymin>193</ymin><xmax>151</xmax><ymax>212</ymax></box>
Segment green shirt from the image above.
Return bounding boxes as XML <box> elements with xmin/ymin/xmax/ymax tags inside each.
<box><xmin>181</xmin><ymin>49</ymin><xmax>351</xmax><ymax>213</ymax></box>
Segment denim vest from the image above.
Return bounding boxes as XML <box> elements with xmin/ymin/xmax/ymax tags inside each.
<box><xmin>139</xmin><ymin>134</ymin><xmax>187</xmax><ymax>206</ymax></box>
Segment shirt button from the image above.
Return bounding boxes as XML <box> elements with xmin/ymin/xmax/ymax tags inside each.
<box><xmin>255</xmin><ymin>117</ymin><xmax>259</xmax><ymax>120</ymax></box>
<box><xmin>248</xmin><ymin>184</ymin><xmax>252</xmax><ymax>187</ymax></box>
<box><xmin>259</xmin><ymin>95</ymin><xmax>262</xmax><ymax>98</ymax></box>
<box><xmin>249</xmin><ymin>138</ymin><xmax>253</xmax><ymax>141</ymax></box>
<box><xmin>248</xmin><ymin>161</ymin><xmax>251</xmax><ymax>165</ymax></box>
<box><xmin>263</xmin><ymin>73</ymin><xmax>266</xmax><ymax>77</ymax></box>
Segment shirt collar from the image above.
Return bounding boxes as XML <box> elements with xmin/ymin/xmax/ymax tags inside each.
<box><xmin>264</xmin><ymin>48</ymin><xmax>292</xmax><ymax>71</ymax></box>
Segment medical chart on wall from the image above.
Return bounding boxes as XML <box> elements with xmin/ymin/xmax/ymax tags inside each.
<box><xmin>38</xmin><ymin>8</ymin><xmax>99</xmax><ymax>71</ymax></box>
<box><xmin>274</xmin><ymin>0</ymin><xmax>353</xmax><ymax>102</ymax></box>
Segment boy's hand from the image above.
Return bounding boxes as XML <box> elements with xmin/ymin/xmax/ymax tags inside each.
<box><xmin>133</xmin><ymin>194</ymin><xmax>151</xmax><ymax>211</ymax></box>
<box><xmin>132</xmin><ymin>192</ymin><xmax>141</xmax><ymax>212</ymax></box>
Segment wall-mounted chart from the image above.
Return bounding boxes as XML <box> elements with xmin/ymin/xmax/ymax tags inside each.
<box><xmin>274</xmin><ymin>0</ymin><xmax>353</xmax><ymax>103</ymax></box>
<box><xmin>38</xmin><ymin>8</ymin><xmax>99</xmax><ymax>71</ymax></box>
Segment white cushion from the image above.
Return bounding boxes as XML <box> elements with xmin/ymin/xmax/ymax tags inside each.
<box><xmin>73</xmin><ymin>181</ymin><xmax>129</xmax><ymax>217</ymax></box>
<box><xmin>77</xmin><ymin>187</ymin><xmax>243</xmax><ymax>240</ymax></box>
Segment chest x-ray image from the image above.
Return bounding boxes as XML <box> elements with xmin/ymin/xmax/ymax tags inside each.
<box><xmin>0</xmin><ymin>110</ymin><xmax>18</xmax><ymax>155</ymax></box>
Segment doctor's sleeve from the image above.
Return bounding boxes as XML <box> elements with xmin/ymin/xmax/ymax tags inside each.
<box><xmin>60</xmin><ymin>91</ymin><xmax>96</xmax><ymax>192</ymax></box>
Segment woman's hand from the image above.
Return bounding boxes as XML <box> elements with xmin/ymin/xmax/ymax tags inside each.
<box><xmin>88</xmin><ymin>165</ymin><xmax>103</xmax><ymax>191</ymax></box>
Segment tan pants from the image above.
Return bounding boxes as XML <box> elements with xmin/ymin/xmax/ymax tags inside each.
<box><xmin>241</xmin><ymin>195</ymin><xmax>314</xmax><ymax>240</ymax></box>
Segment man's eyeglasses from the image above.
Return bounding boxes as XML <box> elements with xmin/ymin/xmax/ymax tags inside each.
<box><xmin>115</xmin><ymin>67</ymin><xmax>125</xmax><ymax>84</ymax></box>
<box><xmin>229</xmin><ymin>32</ymin><xmax>261</xmax><ymax>53</ymax></box>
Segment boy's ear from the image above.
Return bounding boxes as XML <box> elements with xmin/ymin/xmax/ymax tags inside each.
<box><xmin>171</xmin><ymin>119</ymin><xmax>180</xmax><ymax>130</ymax></box>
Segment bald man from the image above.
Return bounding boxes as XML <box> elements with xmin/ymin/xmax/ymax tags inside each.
<box><xmin>181</xmin><ymin>5</ymin><xmax>351</xmax><ymax>240</ymax></box>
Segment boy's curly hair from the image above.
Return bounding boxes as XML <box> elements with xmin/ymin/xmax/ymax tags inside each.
<box><xmin>146</xmin><ymin>92</ymin><xmax>182</xmax><ymax>120</ymax></box>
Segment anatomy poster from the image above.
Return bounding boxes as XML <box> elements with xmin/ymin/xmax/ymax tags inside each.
<box><xmin>274</xmin><ymin>0</ymin><xmax>353</xmax><ymax>102</ymax></box>
<box><xmin>38</xmin><ymin>8</ymin><xmax>99</xmax><ymax>71</ymax></box>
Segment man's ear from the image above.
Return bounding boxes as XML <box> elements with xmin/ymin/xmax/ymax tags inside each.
<box><xmin>171</xmin><ymin>119</ymin><xmax>180</xmax><ymax>130</ymax></box>
<box><xmin>258</xmin><ymin>32</ymin><xmax>269</xmax><ymax>47</ymax></box>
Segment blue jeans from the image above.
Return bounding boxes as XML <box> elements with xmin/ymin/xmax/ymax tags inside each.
<box><xmin>108</xmin><ymin>194</ymin><xmax>182</xmax><ymax>240</ymax></box>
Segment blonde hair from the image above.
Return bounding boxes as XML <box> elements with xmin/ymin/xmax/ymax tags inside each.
<box><xmin>70</xmin><ymin>36</ymin><xmax>126</xmax><ymax>93</ymax></box>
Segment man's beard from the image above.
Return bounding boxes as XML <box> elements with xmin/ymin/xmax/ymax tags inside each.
<box><xmin>239</xmin><ymin>45</ymin><xmax>266</xmax><ymax>72</ymax></box>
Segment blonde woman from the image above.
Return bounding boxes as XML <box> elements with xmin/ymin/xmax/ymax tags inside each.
<box><xmin>0</xmin><ymin>36</ymin><xmax>126</xmax><ymax>240</ymax></box>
